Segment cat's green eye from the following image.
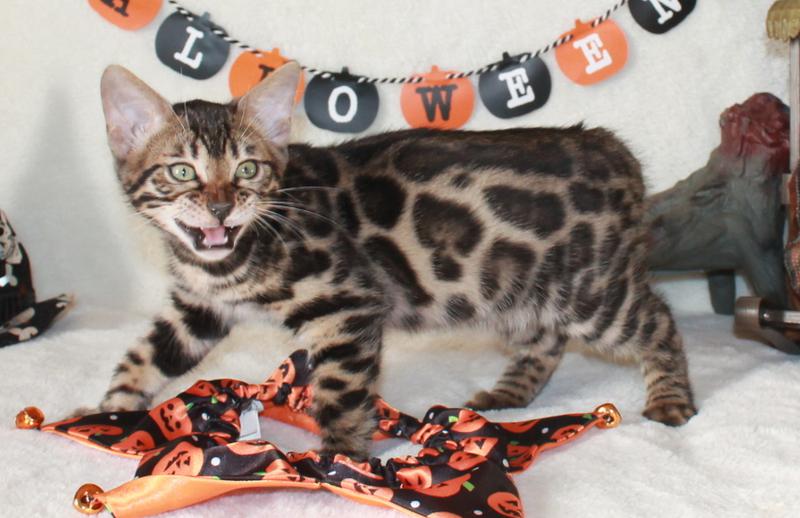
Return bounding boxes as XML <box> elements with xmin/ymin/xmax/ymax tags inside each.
<box><xmin>169</xmin><ymin>163</ymin><xmax>197</xmax><ymax>182</ymax></box>
<box><xmin>235</xmin><ymin>160</ymin><xmax>259</xmax><ymax>180</ymax></box>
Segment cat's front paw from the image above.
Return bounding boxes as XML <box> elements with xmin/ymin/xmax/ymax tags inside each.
<box><xmin>320</xmin><ymin>447</ymin><xmax>370</xmax><ymax>462</ymax></box>
<box><xmin>465</xmin><ymin>390</ymin><xmax>525</xmax><ymax>410</ymax></box>
<box><xmin>643</xmin><ymin>399</ymin><xmax>697</xmax><ymax>426</ymax></box>
<box><xmin>320</xmin><ymin>430</ymin><xmax>372</xmax><ymax>462</ymax></box>
<box><xmin>99</xmin><ymin>391</ymin><xmax>150</xmax><ymax>413</ymax></box>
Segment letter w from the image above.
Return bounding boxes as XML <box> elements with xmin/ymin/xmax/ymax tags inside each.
<box><xmin>414</xmin><ymin>85</ymin><xmax>458</xmax><ymax>122</ymax></box>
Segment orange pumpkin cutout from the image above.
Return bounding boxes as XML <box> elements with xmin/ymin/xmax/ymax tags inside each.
<box><xmin>88</xmin><ymin>0</ymin><xmax>162</xmax><ymax>31</ymax></box>
<box><xmin>229</xmin><ymin>49</ymin><xmax>305</xmax><ymax>103</ymax></box>
<box><xmin>401</xmin><ymin>66</ymin><xmax>474</xmax><ymax>130</ymax></box>
<box><xmin>555</xmin><ymin>19</ymin><xmax>628</xmax><ymax>85</ymax></box>
<box><xmin>488</xmin><ymin>491</ymin><xmax>524</xmax><ymax>518</ymax></box>
<box><xmin>152</xmin><ymin>441</ymin><xmax>204</xmax><ymax>476</ymax></box>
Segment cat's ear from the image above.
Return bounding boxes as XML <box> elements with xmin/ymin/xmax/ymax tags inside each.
<box><xmin>100</xmin><ymin>65</ymin><xmax>174</xmax><ymax>161</ymax></box>
<box><xmin>236</xmin><ymin>62</ymin><xmax>301</xmax><ymax>149</ymax></box>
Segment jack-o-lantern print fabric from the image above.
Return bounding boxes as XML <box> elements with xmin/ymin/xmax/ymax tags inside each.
<box><xmin>40</xmin><ymin>350</ymin><xmax>616</xmax><ymax>517</ymax></box>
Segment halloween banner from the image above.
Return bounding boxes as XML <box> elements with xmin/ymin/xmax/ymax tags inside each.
<box><xmin>88</xmin><ymin>0</ymin><xmax>696</xmax><ymax>133</ymax></box>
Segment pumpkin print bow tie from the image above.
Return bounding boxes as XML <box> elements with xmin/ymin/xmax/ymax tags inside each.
<box><xmin>18</xmin><ymin>349</ymin><xmax>620</xmax><ymax>517</ymax></box>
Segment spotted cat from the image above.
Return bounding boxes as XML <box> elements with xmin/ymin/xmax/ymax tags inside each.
<box><xmin>92</xmin><ymin>63</ymin><xmax>696</xmax><ymax>458</ymax></box>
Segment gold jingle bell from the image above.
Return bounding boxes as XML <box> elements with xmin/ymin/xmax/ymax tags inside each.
<box><xmin>595</xmin><ymin>403</ymin><xmax>622</xmax><ymax>429</ymax></box>
<box><xmin>73</xmin><ymin>483</ymin><xmax>104</xmax><ymax>514</ymax></box>
<box><xmin>15</xmin><ymin>406</ymin><xmax>44</xmax><ymax>430</ymax></box>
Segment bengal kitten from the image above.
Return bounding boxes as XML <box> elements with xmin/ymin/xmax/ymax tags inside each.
<box><xmin>93</xmin><ymin>63</ymin><xmax>696</xmax><ymax>458</ymax></box>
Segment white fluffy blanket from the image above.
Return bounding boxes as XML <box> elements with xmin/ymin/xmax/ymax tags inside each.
<box><xmin>1</xmin><ymin>307</ymin><xmax>798</xmax><ymax>517</ymax></box>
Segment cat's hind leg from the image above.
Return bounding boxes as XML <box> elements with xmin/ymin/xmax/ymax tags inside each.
<box><xmin>580</xmin><ymin>282</ymin><xmax>696</xmax><ymax>425</ymax></box>
<box><xmin>636</xmin><ymin>291</ymin><xmax>697</xmax><ymax>424</ymax></box>
<box><xmin>466</xmin><ymin>327</ymin><xmax>567</xmax><ymax>410</ymax></box>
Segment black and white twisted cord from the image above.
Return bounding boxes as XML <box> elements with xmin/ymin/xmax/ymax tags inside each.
<box><xmin>167</xmin><ymin>0</ymin><xmax>629</xmax><ymax>83</ymax></box>
<box><xmin>166</xmin><ymin>0</ymin><xmax>263</xmax><ymax>56</ymax></box>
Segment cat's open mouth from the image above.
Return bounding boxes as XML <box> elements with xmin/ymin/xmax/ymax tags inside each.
<box><xmin>176</xmin><ymin>220</ymin><xmax>242</xmax><ymax>250</ymax></box>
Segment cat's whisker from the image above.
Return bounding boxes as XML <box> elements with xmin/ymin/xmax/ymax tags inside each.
<box><xmin>256</xmin><ymin>201</ymin><xmax>330</xmax><ymax>231</ymax></box>
<box><xmin>276</xmin><ymin>186</ymin><xmax>343</xmax><ymax>194</ymax></box>
<box><xmin>239</xmin><ymin>120</ymin><xmax>258</xmax><ymax>143</ymax></box>
<box><xmin>254</xmin><ymin>203</ymin><xmax>303</xmax><ymax>233</ymax></box>
<box><xmin>170</xmin><ymin>106</ymin><xmax>188</xmax><ymax>137</ymax></box>
<box><xmin>254</xmin><ymin>215</ymin><xmax>292</xmax><ymax>256</ymax></box>
<box><xmin>255</xmin><ymin>208</ymin><xmax>307</xmax><ymax>241</ymax></box>
<box><xmin>263</xmin><ymin>202</ymin><xmax>344</xmax><ymax>231</ymax></box>
<box><xmin>236</xmin><ymin>103</ymin><xmax>261</xmax><ymax>143</ymax></box>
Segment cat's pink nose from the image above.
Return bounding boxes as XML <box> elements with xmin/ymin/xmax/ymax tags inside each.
<box><xmin>207</xmin><ymin>201</ymin><xmax>233</xmax><ymax>223</ymax></box>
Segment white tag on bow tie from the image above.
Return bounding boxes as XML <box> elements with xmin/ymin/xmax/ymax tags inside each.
<box><xmin>238</xmin><ymin>400</ymin><xmax>264</xmax><ymax>441</ymax></box>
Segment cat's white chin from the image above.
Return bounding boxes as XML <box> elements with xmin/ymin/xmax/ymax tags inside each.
<box><xmin>192</xmin><ymin>247</ymin><xmax>236</xmax><ymax>261</ymax></box>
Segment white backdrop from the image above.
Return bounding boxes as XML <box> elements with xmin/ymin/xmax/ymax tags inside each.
<box><xmin>0</xmin><ymin>0</ymin><xmax>789</xmax><ymax>316</ymax></box>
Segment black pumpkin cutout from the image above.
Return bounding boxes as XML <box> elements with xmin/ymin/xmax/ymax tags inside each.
<box><xmin>303</xmin><ymin>68</ymin><xmax>379</xmax><ymax>133</ymax></box>
<box><xmin>478</xmin><ymin>53</ymin><xmax>551</xmax><ymax>119</ymax></box>
<box><xmin>155</xmin><ymin>12</ymin><xmax>230</xmax><ymax>79</ymax></box>
<box><xmin>629</xmin><ymin>0</ymin><xmax>696</xmax><ymax>34</ymax></box>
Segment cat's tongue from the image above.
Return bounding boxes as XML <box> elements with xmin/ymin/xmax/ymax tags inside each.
<box><xmin>201</xmin><ymin>226</ymin><xmax>227</xmax><ymax>247</ymax></box>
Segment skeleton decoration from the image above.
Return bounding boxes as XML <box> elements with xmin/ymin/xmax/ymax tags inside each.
<box><xmin>0</xmin><ymin>209</ymin><xmax>72</xmax><ymax>347</ymax></box>
<box><xmin>645</xmin><ymin>93</ymin><xmax>790</xmax><ymax>315</ymax></box>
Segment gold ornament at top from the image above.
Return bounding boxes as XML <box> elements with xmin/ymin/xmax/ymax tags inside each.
<box><xmin>15</xmin><ymin>406</ymin><xmax>44</xmax><ymax>430</ymax></box>
<box><xmin>767</xmin><ymin>0</ymin><xmax>800</xmax><ymax>41</ymax></box>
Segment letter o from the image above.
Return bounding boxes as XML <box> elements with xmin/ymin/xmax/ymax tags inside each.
<box><xmin>327</xmin><ymin>85</ymin><xmax>358</xmax><ymax>123</ymax></box>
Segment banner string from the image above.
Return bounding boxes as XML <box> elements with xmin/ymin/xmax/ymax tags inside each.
<box><xmin>166</xmin><ymin>0</ymin><xmax>629</xmax><ymax>84</ymax></box>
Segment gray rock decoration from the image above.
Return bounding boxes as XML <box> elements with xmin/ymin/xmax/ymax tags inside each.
<box><xmin>645</xmin><ymin>93</ymin><xmax>789</xmax><ymax>315</ymax></box>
